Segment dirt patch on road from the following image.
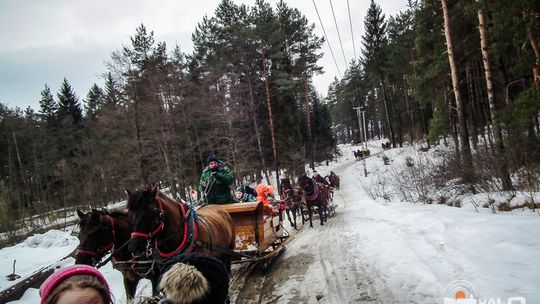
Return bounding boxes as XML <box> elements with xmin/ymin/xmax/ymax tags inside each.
<box><xmin>231</xmin><ymin>252</ymin><xmax>316</xmax><ymax>303</ymax></box>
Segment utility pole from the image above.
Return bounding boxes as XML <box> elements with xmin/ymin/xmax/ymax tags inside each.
<box><xmin>353</xmin><ymin>107</ymin><xmax>368</xmax><ymax>177</ymax></box>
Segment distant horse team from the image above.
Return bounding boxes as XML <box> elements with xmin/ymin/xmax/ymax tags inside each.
<box><xmin>353</xmin><ymin>149</ymin><xmax>371</xmax><ymax>160</ymax></box>
<box><xmin>74</xmin><ymin>171</ymin><xmax>341</xmax><ymax>303</ymax></box>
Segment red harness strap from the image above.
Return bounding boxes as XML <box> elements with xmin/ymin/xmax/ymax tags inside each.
<box><xmin>130</xmin><ymin>197</ymin><xmax>198</xmax><ymax>258</ymax></box>
<box><xmin>156</xmin><ymin>202</ymin><xmax>199</xmax><ymax>258</ymax></box>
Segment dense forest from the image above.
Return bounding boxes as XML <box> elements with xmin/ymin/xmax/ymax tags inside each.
<box><xmin>0</xmin><ymin>0</ymin><xmax>539</xmax><ymax>228</ymax></box>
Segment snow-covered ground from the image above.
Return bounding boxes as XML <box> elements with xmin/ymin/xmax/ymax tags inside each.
<box><xmin>3</xmin><ymin>142</ymin><xmax>539</xmax><ymax>303</ymax></box>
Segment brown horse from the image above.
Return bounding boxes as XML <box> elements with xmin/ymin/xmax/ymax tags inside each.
<box><xmin>127</xmin><ymin>186</ymin><xmax>236</xmax><ymax>271</ymax></box>
<box><xmin>279</xmin><ymin>178</ymin><xmax>305</xmax><ymax>229</ymax></box>
<box><xmin>297</xmin><ymin>175</ymin><xmax>328</xmax><ymax>227</ymax></box>
<box><xmin>328</xmin><ymin>171</ymin><xmax>340</xmax><ymax>189</ymax></box>
<box><xmin>75</xmin><ymin>209</ymin><xmax>158</xmax><ymax>303</ymax></box>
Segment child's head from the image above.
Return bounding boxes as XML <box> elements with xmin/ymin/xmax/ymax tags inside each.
<box><xmin>235</xmin><ymin>187</ymin><xmax>244</xmax><ymax>199</ymax></box>
<box><xmin>40</xmin><ymin>265</ymin><xmax>111</xmax><ymax>304</ymax></box>
<box><xmin>158</xmin><ymin>253</ymin><xmax>229</xmax><ymax>304</ymax></box>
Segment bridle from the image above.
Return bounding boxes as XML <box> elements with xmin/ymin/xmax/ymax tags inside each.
<box><xmin>130</xmin><ymin>197</ymin><xmax>166</xmax><ymax>240</ymax></box>
<box><xmin>76</xmin><ymin>215</ymin><xmax>116</xmax><ymax>264</ymax></box>
<box><xmin>130</xmin><ymin>196</ymin><xmax>194</xmax><ymax>258</ymax></box>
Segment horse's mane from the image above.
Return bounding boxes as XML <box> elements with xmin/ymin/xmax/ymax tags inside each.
<box><xmin>79</xmin><ymin>208</ymin><xmax>128</xmax><ymax>228</ymax></box>
<box><xmin>104</xmin><ymin>209</ymin><xmax>128</xmax><ymax>217</ymax></box>
<box><xmin>157</xmin><ymin>190</ymin><xmax>175</xmax><ymax>203</ymax></box>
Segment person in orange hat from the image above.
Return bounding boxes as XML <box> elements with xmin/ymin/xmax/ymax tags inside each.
<box><xmin>256</xmin><ymin>184</ymin><xmax>286</xmax><ymax>230</ymax></box>
<box><xmin>255</xmin><ymin>184</ymin><xmax>273</xmax><ymax>214</ymax></box>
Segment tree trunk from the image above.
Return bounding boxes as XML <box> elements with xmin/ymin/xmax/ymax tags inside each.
<box><xmin>524</xmin><ymin>10</ymin><xmax>540</xmax><ymax>88</ymax></box>
<box><xmin>304</xmin><ymin>75</ymin><xmax>315</xmax><ymax>170</ymax></box>
<box><xmin>404</xmin><ymin>81</ymin><xmax>415</xmax><ymax>143</ymax></box>
<box><xmin>380</xmin><ymin>79</ymin><xmax>395</xmax><ymax>147</ymax></box>
<box><xmin>478</xmin><ymin>3</ymin><xmax>513</xmax><ymax>190</ymax></box>
<box><xmin>262</xmin><ymin>52</ymin><xmax>279</xmax><ymax>187</ymax></box>
<box><xmin>247</xmin><ymin>76</ymin><xmax>271</xmax><ymax>185</ymax></box>
<box><xmin>466</xmin><ymin>62</ymin><xmax>479</xmax><ymax>151</ymax></box>
<box><xmin>441</xmin><ymin>0</ymin><xmax>474</xmax><ymax>182</ymax></box>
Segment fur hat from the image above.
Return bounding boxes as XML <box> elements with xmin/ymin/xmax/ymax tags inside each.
<box><xmin>40</xmin><ymin>265</ymin><xmax>110</xmax><ymax>304</ymax></box>
<box><xmin>206</xmin><ymin>155</ymin><xmax>218</xmax><ymax>165</ymax></box>
<box><xmin>158</xmin><ymin>253</ymin><xmax>229</xmax><ymax>304</ymax></box>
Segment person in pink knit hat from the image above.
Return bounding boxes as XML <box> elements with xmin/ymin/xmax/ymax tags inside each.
<box><xmin>39</xmin><ymin>264</ymin><xmax>112</xmax><ymax>304</ymax></box>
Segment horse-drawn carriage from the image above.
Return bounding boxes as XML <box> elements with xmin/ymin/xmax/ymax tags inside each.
<box><xmin>221</xmin><ymin>201</ymin><xmax>290</xmax><ymax>270</ymax></box>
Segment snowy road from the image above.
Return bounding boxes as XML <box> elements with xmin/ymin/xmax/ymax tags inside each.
<box><xmin>230</xmin><ymin>152</ymin><xmax>540</xmax><ymax>303</ymax></box>
<box><xmin>230</xmin><ymin>159</ymin><xmax>398</xmax><ymax>303</ymax></box>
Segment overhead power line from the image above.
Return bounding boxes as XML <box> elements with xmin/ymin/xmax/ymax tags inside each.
<box><xmin>346</xmin><ymin>0</ymin><xmax>357</xmax><ymax>60</ymax></box>
<box><xmin>329</xmin><ymin>0</ymin><xmax>348</xmax><ymax>67</ymax></box>
<box><xmin>312</xmin><ymin>0</ymin><xmax>342</xmax><ymax>78</ymax></box>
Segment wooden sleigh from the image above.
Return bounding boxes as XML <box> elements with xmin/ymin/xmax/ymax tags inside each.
<box><xmin>221</xmin><ymin>201</ymin><xmax>289</xmax><ymax>271</ymax></box>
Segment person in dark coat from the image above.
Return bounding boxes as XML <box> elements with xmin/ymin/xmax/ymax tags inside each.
<box><xmin>199</xmin><ymin>156</ymin><xmax>234</xmax><ymax>204</ymax></box>
<box><xmin>157</xmin><ymin>253</ymin><xmax>230</xmax><ymax>304</ymax></box>
<box><xmin>313</xmin><ymin>171</ymin><xmax>329</xmax><ymax>186</ymax></box>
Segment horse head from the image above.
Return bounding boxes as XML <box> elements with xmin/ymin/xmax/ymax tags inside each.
<box><xmin>126</xmin><ymin>185</ymin><xmax>164</xmax><ymax>258</ymax></box>
<box><xmin>297</xmin><ymin>175</ymin><xmax>310</xmax><ymax>189</ymax></box>
<box><xmin>75</xmin><ymin>209</ymin><xmax>114</xmax><ymax>265</ymax></box>
<box><xmin>280</xmin><ymin>178</ymin><xmax>293</xmax><ymax>193</ymax></box>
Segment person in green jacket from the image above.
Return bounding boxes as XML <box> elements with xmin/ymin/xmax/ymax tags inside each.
<box><xmin>199</xmin><ymin>155</ymin><xmax>234</xmax><ymax>204</ymax></box>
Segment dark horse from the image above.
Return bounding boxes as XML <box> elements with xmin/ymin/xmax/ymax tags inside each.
<box><xmin>327</xmin><ymin>171</ymin><xmax>340</xmax><ymax>189</ymax></box>
<box><xmin>297</xmin><ymin>175</ymin><xmax>328</xmax><ymax>227</ymax></box>
<box><xmin>280</xmin><ymin>178</ymin><xmax>305</xmax><ymax>229</ymax></box>
<box><xmin>127</xmin><ymin>186</ymin><xmax>236</xmax><ymax>271</ymax></box>
<box><xmin>76</xmin><ymin>209</ymin><xmax>158</xmax><ymax>304</ymax></box>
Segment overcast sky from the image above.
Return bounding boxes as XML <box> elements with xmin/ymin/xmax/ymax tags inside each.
<box><xmin>0</xmin><ymin>0</ymin><xmax>408</xmax><ymax>110</ymax></box>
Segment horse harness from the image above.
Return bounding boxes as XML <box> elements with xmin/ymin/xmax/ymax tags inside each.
<box><xmin>130</xmin><ymin>197</ymin><xmax>228</xmax><ymax>263</ymax></box>
<box><xmin>304</xmin><ymin>178</ymin><xmax>320</xmax><ymax>201</ymax></box>
<box><xmin>76</xmin><ymin>215</ymin><xmax>115</xmax><ymax>265</ymax></box>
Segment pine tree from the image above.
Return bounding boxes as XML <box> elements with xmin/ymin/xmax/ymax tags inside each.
<box><xmin>38</xmin><ymin>84</ymin><xmax>57</xmax><ymax>125</ymax></box>
<box><xmin>361</xmin><ymin>0</ymin><xmax>395</xmax><ymax>147</ymax></box>
<box><xmin>57</xmin><ymin>78</ymin><xmax>82</xmax><ymax>125</ymax></box>
<box><xmin>84</xmin><ymin>83</ymin><xmax>104</xmax><ymax>120</ymax></box>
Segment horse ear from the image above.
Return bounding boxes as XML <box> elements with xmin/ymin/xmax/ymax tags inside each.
<box><xmin>76</xmin><ymin>209</ymin><xmax>86</xmax><ymax>219</ymax></box>
<box><xmin>150</xmin><ymin>184</ymin><xmax>159</xmax><ymax>198</ymax></box>
<box><xmin>90</xmin><ymin>209</ymin><xmax>101</xmax><ymax>220</ymax></box>
<box><xmin>125</xmin><ymin>188</ymin><xmax>131</xmax><ymax>197</ymax></box>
